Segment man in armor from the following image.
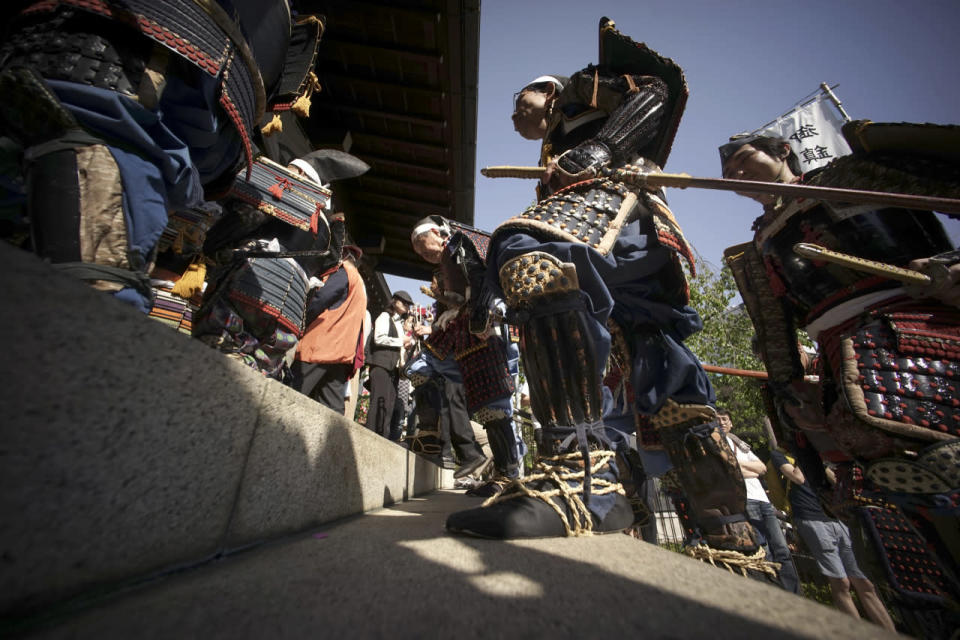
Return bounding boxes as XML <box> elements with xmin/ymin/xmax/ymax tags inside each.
<box><xmin>0</xmin><ymin>0</ymin><xmax>319</xmax><ymax>312</ymax></box>
<box><xmin>446</xmin><ymin>17</ymin><xmax>764</xmax><ymax>569</ymax></box>
<box><xmin>408</xmin><ymin>215</ymin><xmax>524</xmax><ymax>496</ymax></box>
<box><xmin>195</xmin><ymin>150</ymin><xmax>362</xmax><ymax>381</ymax></box>
<box><xmin>722</xmin><ymin>126</ymin><xmax>960</xmax><ymax>635</ymax></box>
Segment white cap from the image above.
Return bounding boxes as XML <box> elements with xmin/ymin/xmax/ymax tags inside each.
<box><xmin>288</xmin><ymin>158</ymin><xmax>322</xmax><ymax>186</ymax></box>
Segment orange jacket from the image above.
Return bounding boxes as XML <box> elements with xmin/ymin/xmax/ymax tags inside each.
<box><xmin>296</xmin><ymin>260</ymin><xmax>367</xmax><ymax>370</ymax></box>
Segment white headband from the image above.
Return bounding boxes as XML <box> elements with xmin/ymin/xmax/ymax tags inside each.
<box><xmin>288</xmin><ymin>158</ymin><xmax>322</xmax><ymax>187</ymax></box>
<box><xmin>524</xmin><ymin>75</ymin><xmax>564</xmax><ymax>91</ymax></box>
<box><xmin>410</xmin><ymin>222</ymin><xmax>442</xmax><ymax>242</ymax></box>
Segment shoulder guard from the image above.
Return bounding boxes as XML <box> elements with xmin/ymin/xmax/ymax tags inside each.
<box><xmin>554</xmin><ymin>71</ymin><xmax>669</xmax><ymax>175</ymax></box>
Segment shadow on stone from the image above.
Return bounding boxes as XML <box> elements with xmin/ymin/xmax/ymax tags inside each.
<box><xmin>0</xmin><ymin>243</ymin><xmax>430</xmax><ymax>628</ymax></box>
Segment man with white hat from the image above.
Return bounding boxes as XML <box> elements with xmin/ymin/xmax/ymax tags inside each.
<box><xmin>408</xmin><ymin>215</ymin><xmax>523</xmax><ymax>496</ymax></box>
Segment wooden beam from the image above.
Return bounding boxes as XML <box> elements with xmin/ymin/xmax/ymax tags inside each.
<box><xmin>311</xmin><ymin>102</ymin><xmax>444</xmax><ymax>128</ymax></box>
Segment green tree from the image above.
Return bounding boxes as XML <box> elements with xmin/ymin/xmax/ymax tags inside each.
<box><xmin>685</xmin><ymin>256</ymin><xmax>769</xmax><ymax>449</ymax></box>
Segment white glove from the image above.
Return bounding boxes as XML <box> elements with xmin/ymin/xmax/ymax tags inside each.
<box><xmin>308</xmin><ymin>276</ymin><xmax>324</xmax><ymax>290</ymax></box>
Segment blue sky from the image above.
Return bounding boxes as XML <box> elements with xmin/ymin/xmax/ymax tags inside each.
<box><xmin>388</xmin><ymin>0</ymin><xmax>960</xmax><ymax>306</ymax></box>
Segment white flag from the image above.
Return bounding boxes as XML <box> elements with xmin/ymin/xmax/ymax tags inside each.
<box><xmin>762</xmin><ymin>95</ymin><xmax>852</xmax><ymax>172</ymax></box>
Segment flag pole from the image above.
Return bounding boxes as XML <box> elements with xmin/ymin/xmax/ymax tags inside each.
<box><xmin>819</xmin><ymin>82</ymin><xmax>851</xmax><ymax>122</ymax></box>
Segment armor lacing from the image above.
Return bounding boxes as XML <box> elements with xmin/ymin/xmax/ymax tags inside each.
<box><xmin>482</xmin><ymin>450</ymin><xmax>625</xmax><ymax>537</ymax></box>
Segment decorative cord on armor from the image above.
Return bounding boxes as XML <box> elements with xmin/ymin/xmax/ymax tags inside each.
<box><xmin>482</xmin><ymin>450</ymin><xmax>625</xmax><ymax>537</ymax></box>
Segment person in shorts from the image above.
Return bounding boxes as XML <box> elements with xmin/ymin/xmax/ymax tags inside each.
<box><xmin>769</xmin><ymin>448</ymin><xmax>894</xmax><ymax>630</ymax></box>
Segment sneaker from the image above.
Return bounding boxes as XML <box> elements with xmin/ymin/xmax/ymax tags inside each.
<box><xmin>454</xmin><ymin>476</ymin><xmax>482</xmax><ymax>490</ymax></box>
<box><xmin>454</xmin><ymin>454</ymin><xmax>490</xmax><ymax>479</ymax></box>
<box><xmin>464</xmin><ymin>476</ymin><xmax>512</xmax><ymax>498</ymax></box>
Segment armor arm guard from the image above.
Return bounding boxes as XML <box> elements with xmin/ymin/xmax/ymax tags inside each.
<box><xmin>454</xmin><ymin>233</ymin><xmax>487</xmax><ymax>300</ymax></box>
<box><xmin>724</xmin><ymin>242</ymin><xmax>805</xmax><ymax>384</ymax></box>
<box><xmin>443</xmin><ymin>230</ymin><xmax>495</xmax><ymax>334</ymax></box>
<box><xmin>556</xmin><ymin>76</ymin><xmax>669</xmax><ymax>176</ymax></box>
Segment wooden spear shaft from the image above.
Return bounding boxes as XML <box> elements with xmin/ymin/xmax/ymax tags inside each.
<box><xmin>479</xmin><ymin>166</ymin><xmax>960</xmax><ymax>215</ymax></box>
<box><xmin>701</xmin><ymin>364</ymin><xmax>769</xmax><ymax>379</ymax></box>
<box><xmin>701</xmin><ymin>364</ymin><xmax>820</xmax><ymax>383</ymax></box>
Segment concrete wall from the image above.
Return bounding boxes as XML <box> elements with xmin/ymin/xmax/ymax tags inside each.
<box><xmin>0</xmin><ymin>243</ymin><xmax>449</xmax><ymax>619</ymax></box>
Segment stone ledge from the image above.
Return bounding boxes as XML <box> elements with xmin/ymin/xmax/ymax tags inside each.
<box><xmin>17</xmin><ymin>491</ymin><xmax>894</xmax><ymax>640</ymax></box>
<box><xmin>0</xmin><ymin>243</ymin><xmax>447</xmax><ymax>619</ymax></box>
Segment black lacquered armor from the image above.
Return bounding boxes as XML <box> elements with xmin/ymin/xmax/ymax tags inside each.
<box><xmin>759</xmin><ymin>202</ymin><xmax>951</xmax><ymax>324</ymax></box>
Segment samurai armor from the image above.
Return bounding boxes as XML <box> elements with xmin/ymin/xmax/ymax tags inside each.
<box><xmin>426</xmin><ymin>312</ymin><xmax>515</xmax><ymax>413</ymax></box>
<box><xmin>866</xmin><ymin>440</ymin><xmax>960</xmax><ymax>495</ymax></box>
<box><xmin>596</xmin><ymin>17</ymin><xmax>687</xmax><ymax>169</ymax></box>
<box><xmin>857</xmin><ymin>506</ymin><xmax>960</xmax><ymax>608</ymax></box>
<box><xmin>497</xmin><ymin>178</ymin><xmax>638</xmax><ymax>255</ymax></box>
<box><xmin>227</xmin><ymin>256</ymin><xmax>309</xmax><ymax>337</ymax></box>
<box><xmin>158</xmin><ymin>203</ymin><xmax>223</xmax><ymax>258</ymax></box>
<box><xmin>447</xmin><ymin>219</ymin><xmax>491</xmax><ymax>262</ymax></box>
<box><xmin>8</xmin><ymin>0</ymin><xmax>293</xmax><ymax>169</ymax></box>
<box><xmin>229</xmin><ymin>156</ymin><xmax>332</xmax><ymax>236</ymax></box>
<box><xmin>267</xmin><ymin>16</ymin><xmax>324</xmax><ymax>111</ymax></box>
<box><xmin>724</xmin><ymin>241</ymin><xmax>805</xmax><ymax>384</ymax></box>
<box><xmin>658</xmin><ymin>409</ymin><xmax>759</xmax><ymax>553</ymax></box>
<box><xmin>1</xmin><ymin>17</ymin><xmax>151</xmax><ymax>99</ymax></box>
<box><xmin>756</xmin><ymin>199</ymin><xmax>951</xmax><ymax>327</ymax></box>
<box><xmin>821</xmin><ymin>302</ymin><xmax>960</xmax><ymax>461</ymax></box>
<box><xmin>148</xmin><ymin>283</ymin><xmax>199</xmax><ymax>335</ymax></box>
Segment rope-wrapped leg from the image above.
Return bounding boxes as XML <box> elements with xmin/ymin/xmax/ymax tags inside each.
<box><xmin>446</xmin><ymin>251</ymin><xmax>632</xmax><ymax>538</ymax></box>
<box><xmin>463</xmin><ymin>413</ymin><xmax>520</xmax><ymax>498</ymax></box>
<box><xmin>404</xmin><ymin>376</ymin><xmax>443</xmax><ymax>461</ymax></box>
<box><xmin>654</xmin><ymin>400</ymin><xmax>762</xmax><ymax>555</ymax></box>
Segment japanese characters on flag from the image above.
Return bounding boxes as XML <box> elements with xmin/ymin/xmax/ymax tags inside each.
<box><xmin>761</xmin><ymin>95</ymin><xmax>852</xmax><ymax>172</ymax></box>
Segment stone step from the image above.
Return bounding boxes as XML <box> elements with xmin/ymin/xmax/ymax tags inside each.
<box><xmin>16</xmin><ymin>491</ymin><xmax>892</xmax><ymax>639</ymax></box>
<box><xmin>0</xmin><ymin>242</ymin><xmax>451</xmax><ymax>623</ymax></box>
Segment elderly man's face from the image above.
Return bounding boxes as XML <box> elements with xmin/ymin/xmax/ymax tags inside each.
<box><xmin>722</xmin><ymin>143</ymin><xmax>790</xmax><ymax>204</ymax></box>
<box><xmin>412</xmin><ymin>228</ymin><xmax>445</xmax><ymax>264</ymax></box>
<box><xmin>512</xmin><ymin>90</ymin><xmax>551</xmax><ymax>140</ymax></box>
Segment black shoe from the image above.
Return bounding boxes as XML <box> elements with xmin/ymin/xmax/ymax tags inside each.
<box><xmin>441</xmin><ymin>457</ymin><xmax>458</xmax><ymax>470</ymax></box>
<box><xmin>464</xmin><ymin>476</ymin><xmax>512</xmax><ymax>498</ymax></box>
<box><xmin>454</xmin><ymin>454</ymin><xmax>490</xmax><ymax>479</ymax></box>
<box><xmin>446</xmin><ymin>491</ymin><xmax>634</xmax><ymax>539</ymax></box>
